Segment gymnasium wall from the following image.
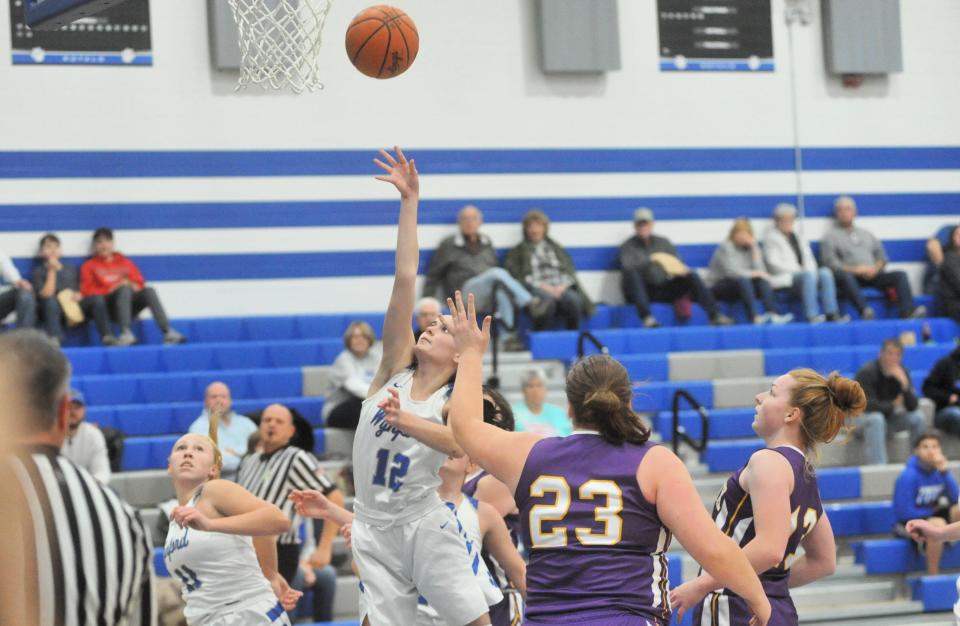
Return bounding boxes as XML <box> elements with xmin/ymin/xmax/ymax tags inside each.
<box><xmin>0</xmin><ymin>0</ymin><xmax>957</xmax><ymax>317</ymax></box>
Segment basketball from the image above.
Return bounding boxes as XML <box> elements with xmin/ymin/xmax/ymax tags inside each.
<box><xmin>345</xmin><ymin>5</ymin><xmax>419</xmax><ymax>79</ymax></box>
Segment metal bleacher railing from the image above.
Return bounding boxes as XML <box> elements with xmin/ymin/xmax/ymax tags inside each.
<box><xmin>485</xmin><ymin>280</ymin><xmax>519</xmax><ymax>390</ymax></box>
<box><xmin>671</xmin><ymin>389</ymin><xmax>711</xmax><ymax>458</ymax></box>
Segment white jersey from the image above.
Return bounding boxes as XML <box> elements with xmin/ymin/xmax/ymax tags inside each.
<box><xmin>353</xmin><ymin>368</ymin><xmax>451</xmax><ymax>525</ymax></box>
<box><xmin>163</xmin><ymin>491</ymin><xmax>276</xmax><ymax>625</ymax></box>
<box><xmin>416</xmin><ymin>496</ymin><xmax>504</xmax><ymax>624</ymax></box>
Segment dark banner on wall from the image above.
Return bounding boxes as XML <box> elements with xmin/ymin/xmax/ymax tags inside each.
<box><xmin>9</xmin><ymin>0</ymin><xmax>152</xmax><ymax>65</ymax></box>
<box><xmin>658</xmin><ymin>0</ymin><xmax>773</xmax><ymax>72</ymax></box>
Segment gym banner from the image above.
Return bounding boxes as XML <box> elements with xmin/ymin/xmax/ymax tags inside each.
<box><xmin>9</xmin><ymin>0</ymin><xmax>152</xmax><ymax>65</ymax></box>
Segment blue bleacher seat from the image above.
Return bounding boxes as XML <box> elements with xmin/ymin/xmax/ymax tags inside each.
<box><xmin>64</xmin><ymin>348</ymin><xmax>106</xmax><ymax>376</ymax></box>
<box><xmin>122</xmin><ymin>438</ymin><xmax>154</xmax><ymax>471</ymax></box>
<box><xmin>313</xmin><ymin>428</ymin><xmax>326</xmax><ymax>455</ymax></box>
<box><xmin>85</xmin><ymin>406</ymin><xmax>117</xmax><ymax>430</ymax></box>
<box><xmin>670</xmin><ymin>327</ymin><xmax>720</xmax><ymax>352</ymax></box>
<box><xmin>817</xmin><ymin>467</ymin><xmax>861</xmax><ymax>500</ymax></box>
<box><xmin>82</xmin><ymin>375</ymin><xmax>141</xmax><ymax>405</ymax></box>
<box><xmin>716</xmin><ymin>325</ymin><xmax>763</xmax><ymax>350</ymax></box>
<box><xmin>296</xmin><ymin>315</ymin><xmax>346</xmax><ymax>339</ymax></box>
<box><xmin>317</xmin><ymin>339</ymin><xmax>347</xmax><ymax>365</ymax></box>
<box><xmin>193</xmin><ymin>318</ymin><xmax>246</xmax><ymax>342</ymax></box>
<box><xmin>702</xmin><ymin>439</ymin><xmax>765</xmax><ymax>472</ymax></box>
<box><xmin>250</xmin><ymin>369</ymin><xmax>303</xmax><ymax>398</ymax></box>
<box><xmin>617</xmin><ymin>354</ymin><xmax>669</xmax><ymax>382</ymax></box>
<box><xmin>140</xmin><ymin>374</ymin><xmax>197</xmax><ymax>404</ymax></box>
<box><xmin>104</xmin><ymin>347</ymin><xmax>163</xmax><ymax>375</ymax></box>
<box><xmin>117</xmin><ymin>405</ymin><xmax>175</xmax><ymax>436</ymax></box>
<box><xmin>528</xmin><ymin>331</ymin><xmax>579</xmax><ymax>360</ymax></box>
<box><xmin>808</xmin><ymin>346</ymin><xmax>856</xmax><ymax>373</ymax></box>
<box><xmin>655</xmin><ymin>408</ymin><xmax>757</xmax><ymax>442</ymax></box>
<box><xmin>854</xmin><ymin>539</ymin><xmax>960</xmax><ymax>574</ymax></box>
<box><xmin>160</xmin><ymin>346</ymin><xmax>217</xmax><ymax>372</ymax></box>
<box><xmin>214</xmin><ymin>344</ymin><xmax>270</xmax><ymax>370</ymax></box>
<box><xmin>762</xmin><ymin>324</ymin><xmax>811</xmax><ymax>349</ymax></box>
<box><xmin>824</xmin><ymin>500</ymin><xmax>896</xmax><ymax>537</ymax></box>
<box><xmin>910</xmin><ymin>574</ymin><xmax>959</xmax><ymax>612</ymax></box>
<box><xmin>764</xmin><ymin>348</ymin><xmax>809</xmax><ymax>376</ymax></box>
<box><xmin>207</xmin><ymin>372</ymin><xmax>252</xmax><ymax>399</ymax></box>
<box><xmin>268</xmin><ymin>341</ymin><xmax>322</xmax><ymax>368</ymax></box>
<box><xmin>285</xmin><ymin>397</ymin><xmax>326</xmax><ymax>426</ymax></box>
<box><xmin>244</xmin><ymin>317</ymin><xmax>298</xmax><ymax>341</ymax></box>
<box><xmin>624</xmin><ymin>329</ymin><xmax>672</xmax><ymax>354</ymax></box>
<box><xmin>172</xmin><ymin>404</ymin><xmax>201</xmax><ymax>431</ymax></box>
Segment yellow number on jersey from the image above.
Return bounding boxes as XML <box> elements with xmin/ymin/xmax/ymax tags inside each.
<box><xmin>529</xmin><ymin>476</ymin><xmax>624</xmax><ymax>548</ymax></box>
<box><xmin>780</xmin><ymin>506</ymin><xmax>819</xmax><ymax>570</ymax></box>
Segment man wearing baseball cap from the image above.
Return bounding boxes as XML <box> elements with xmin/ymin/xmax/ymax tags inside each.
<box><xmin>619</xmin><ymin>207</ymin><xmax>734</xmax><ymax>328</ymax></box>
<box><xmin>62</xmin><ymin>389</ymin><xmax>111</xmax><ymax>484</ymax></box>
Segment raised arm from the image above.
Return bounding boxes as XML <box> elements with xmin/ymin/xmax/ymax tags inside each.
<box><xmin>172</xmin><ymin>479</ymin><xmax>290</xmax><ymax>536</ymax></box>
<box><xmin>477</xmin><ymin>501</ymin><xmax>526</xmax><ymax>596</ymax></box>
<box><xmin>446</xmin><ymin>291</ymin><xmax>541</xmax><ymax>493</ymax></box>
<box><xmin>642</xmin><ymin>447</ymin><xmax>770</xmax><ymax>626</ymax></box>
<box><xmin>380</xmin><ymin>388</ymin><xmax>464</xmax><ymax>457</ymax></box>
<box><xmin>369</xmin><ymin>146</ymin><xmax>421</xmax><ymax>395</ymax></box>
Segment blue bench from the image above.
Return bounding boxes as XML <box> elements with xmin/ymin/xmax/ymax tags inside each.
<box><xmin>654</xmin><ymin>408</ymin><xmax>757</xmax><ymax>441</ymax></box>
<box><xmin>910</xmin><ymin>574</ymin><xmax>959</xmax><ymax>612</ymax></box>
<box><xmin>853</xmin><ymin>539</ymin><xmax>960</xmax><ymax>574</ymax></box>
<box><xmin>824</xmin><ymin>501</ymin><xmax>896</xmax><ymax>537</ymax></box>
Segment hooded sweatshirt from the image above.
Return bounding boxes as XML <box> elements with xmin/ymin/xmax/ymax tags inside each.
<box><xmin>80</xmin><ymin>252</ymin><xmax>145</xmax><ymax>296</ymax></box>
<box><xmin>893</xmin><ymin>455</ymin><xmax>960</xmax><ymax>523</ymax></box>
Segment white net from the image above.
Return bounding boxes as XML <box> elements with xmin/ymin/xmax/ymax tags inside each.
<box><xmin>227</xmin><ymin>0</ymin><xmax>334</xmax><ymax>93</ymax></box>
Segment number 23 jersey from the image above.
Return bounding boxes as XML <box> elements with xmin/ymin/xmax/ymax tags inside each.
<box><xmin>352</xmin><ymin>368</ymin><xmax>451</xmax><ymax>525</ymax></box>
<box><xmin>515</xmin><ymin>432</ymin><xmax>673</xmax><ymax>624</ymax></box>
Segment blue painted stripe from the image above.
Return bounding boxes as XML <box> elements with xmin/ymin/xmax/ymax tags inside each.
<box><xmin>660</xmin><ymin>59</ymin><xmax>775</xmax><ymax>72</ymax></box>
<box><xmin>12</xmin><ymin>53</ymin><xmax>152</xmax><ymax>65</ymax></box>
<box><xmin>0</xmin><ymin>147</ymin><xmax>958</xmax><ymax>178</ymax></box>
<box><xmin>9</xmin><ymin>239</ymin><xmax>929</xmax><ymax>281</ymax></box>
<box><xmin>1</xmin><ymin>193</ymin><xmax>957</xmax><ymax>231</ymax></box>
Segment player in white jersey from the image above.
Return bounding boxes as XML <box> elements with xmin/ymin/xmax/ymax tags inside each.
<box><xmin>343</xmin><ymin>147</ymin><xmax>490</xmax><ymax>625</ymax></box>
<box><xmin>164</xmin><ymin>416</ymin><xmax>301</xmax><ymax>626</ymax></box>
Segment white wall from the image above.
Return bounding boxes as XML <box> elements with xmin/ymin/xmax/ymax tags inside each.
<box><xmin>0</xmin><ymin>0</ymin><xmax>957</xmax><ymax>317</ymax></box>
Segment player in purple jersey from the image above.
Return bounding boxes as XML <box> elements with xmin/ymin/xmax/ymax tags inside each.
<box><xmin>672</xmin><ymin>369</ymin><xmax>867</xmax><ymax>626</ymax></box>
<box><xmin>445</xmin><ymin>291</ymin><xmax>771</xmax><ymax>626</ymax></box>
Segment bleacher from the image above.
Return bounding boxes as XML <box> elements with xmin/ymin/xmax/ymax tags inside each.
<box><xmin>56</xmin><ymin>287</ymin><xmax>957</xmax><ymax>623</ymax></box>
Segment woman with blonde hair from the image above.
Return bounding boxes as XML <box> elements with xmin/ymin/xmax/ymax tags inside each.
<box><xmin>671</xmin><ymin>369</ymin><xmax>867</xmax><ymax>625</ymax></box>
<box><xmin>323</xmin><ymin>320</ymin><xmax>383</xmax><ymax>429</ymax></box>
<box><xmin>164</xmin><ymin>414</ymin><xmax>301</xmax><ymax>625</ymax></box>
<box><xmin>709</xmin><ymin>217</ymin><xmax>793</xmax><ymax>325</ymax></box>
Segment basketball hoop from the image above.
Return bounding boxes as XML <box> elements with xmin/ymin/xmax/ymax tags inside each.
<box><xmin>227</xmin><ymin>0</ymin><xmax>334</xmax><ymax>93</ymax></box>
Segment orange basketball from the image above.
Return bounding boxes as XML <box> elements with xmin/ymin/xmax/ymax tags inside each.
<box><xmin>345</xmin><ymin>5</ymin><xmax>419</xmax><ymax>79</ymax></box>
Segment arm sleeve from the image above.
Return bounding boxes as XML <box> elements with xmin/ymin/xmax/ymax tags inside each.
<box><xmin>30</xmin><ymin>266</ymin><xmax>46</xmax><ymax>294</ymax></box>
<box><xmin>289</xmin><ymin>451</ymin><xmax>337</xmax><ymax>494</ymax></box>
<box><xmin>819</xmin><ymin>232</ymin><xmax>842</xmax><ymax>271</ymax></box>
<box><xmin>90</xmin><ymin>429</ymin><xmax>112</xmax><ymax>484</ymax></box>
<box><xmin>79</xmin><ymin>261</ymin><xmax>98</xmax><ymax>296</ymax></box>
<box><xmin>0</xmin><ymin>252</ymin><xmax>22</xmax><ymax>284</ymax></box>
<box><xmin>872</xmin><ymin>235</ymin><xmax>888</xmax><ymax>265</ymax></box>
<box><xmin>893</xmin><ymin>472</ymin><xmax>933</xmax><ymax>522</ymax></box>
<box><xmin>504</xmin><ymin>246</ymin><xmax>526</xmax><ymax>285</ymax></box>
<box><xmin>902</xmin><ymin>373</ymin><xmax>919</xmax><ymax>412</ymax></box>
<box><xmin>940</xmin><ymin>257</ymin><xmax>960</xmax><ymax>294</ymax></box>
<box><xmin>946</xmin><ymin>472</ymin><xmax>960</xmax><ymax>504</ymax></box>
<box><xmin>923</xmin><ymin>362</ymin><xmax>954</xmax><ymax>408</ymax></box>
<box><xmin>125</xmin><ymin>258</ymin><xmax>146</xmax><ymax>289</ymax></box>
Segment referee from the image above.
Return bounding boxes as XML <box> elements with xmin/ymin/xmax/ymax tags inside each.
<box><xmin>0</xmin><ymin>329</ymin><xmax>155</xmax><ymax>625</ymax></box>
<box><xmin>238</xmin><ymin>403</ymin><xmax>344</xmax><ymax>583</ymax></box>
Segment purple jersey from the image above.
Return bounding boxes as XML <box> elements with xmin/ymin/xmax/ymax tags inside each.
<box><xmin>710</xmin><ymin>446</ymin><xmax>823</xmax><ymax>598</ymax></box>
<box><xmin>515</xmin><ymin>433</ymin><xmax>672</xmax><ymax>625</ymax></box>
<box><xmin>464</xmin><ymin>470</ymin><xmax>522</xmax><ymax>548</ymax></box>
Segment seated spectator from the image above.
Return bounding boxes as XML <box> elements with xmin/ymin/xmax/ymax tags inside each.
<box><xmin>292</xmin><ymin>517</ymin><xmax>338</xmax><ymax>622</ymax></box>
<box><xmin>762</xmin><ymin>203</ymin><xmax>849</xmax><ymax>323</ymax></box>
<box><xmin>511</xmin><ymin>368</ymin><xmax>571</xmax><ymax>437</ymax></box>
<box><xmin>30</xmin><ymin>233</ymin><xmax>114</xmax><ymax>345</ymax></box>
<box><xmin>504</xmin><ymin>209</ymin><xmax>594</xmax><ymax>330</ymax></box>
<box><xmin>323</xmin><ymin>321</ymin><xmax>383</xmax><ymax>430</ymax></box>
<box><xmin>922</xmin><ymin>345</ymin><xmax>960</xmax><ymax>436</ymax></box>
<box><xmin>423</xmin><ymin>205</ymin><xmax>549</xmax><ymax>336</ymax></box>
<box><xmin>708</xmin><ymin>218</ymin><xmax>793</xmax><ymax>325</ymax></box>
<box><xmin>79</xmin><ymin>227</ymin><xmax>185</xmax><ymax>346</ymax></box>
<box><xmin>187</xmin><ymin>381</ymin><xmax>257</xmax><ymax>477</ymax></box>
<box><xmin>935</xmin><ymin>225</ymin><xmax>960</xmax><ymax>321</ymax></box>
<box><xmin>61</xmin><ymin>389</ymin><xmax>111</xmax><ymax>484</ymax></box>
<box><xmin>854</xmin><ymin>338</ymin><xmax>926</xmax><ymax>465</ymax></box>
<box><xmin>619</xmin><ymin>207</ymin><xmax>733</xmax><ymax>328</ymax></box>
<box><xmin>820</xmin><ymin>196</ymin><xmax>925</xmax><ymax>320</ymax></box>
<box><xmin>923</xmin><ymin>223</ymin><xmax>957</xmax><ymax>294</ymax></box>
<box><xmin>0</xmin><ymin>245</ymin><xmax>36</xmax><ymax>329</ymax></box>
<box><xmin>893</xmin><ymin>432</ymin><xmax>960</xmax><ymax>574</ymax></box>
<box><xmin>414</xmin><ymin>296</ymin><xmax>441</xmax><ymax>342</ymax></box>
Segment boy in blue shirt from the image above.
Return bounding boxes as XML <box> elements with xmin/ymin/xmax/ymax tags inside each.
<box><xmin>894</xmin><ymin>432</ymin><xmax>960</xmax><ymax>574</ymax></box>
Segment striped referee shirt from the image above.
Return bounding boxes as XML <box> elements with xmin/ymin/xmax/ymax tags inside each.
<box><xmin>236</xmin><ymin>445</ymin><xmax>336</xmax><ymax>544</ymax></box>
<box><xmin>10</xmin><ymin>445</ymin><xmax>155</xmax><ymax>626</ymax></box>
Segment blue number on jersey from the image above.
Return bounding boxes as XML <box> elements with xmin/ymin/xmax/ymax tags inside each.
<box><xmin>174</xmin><ymin>566</ymin><xmax>202</xmax><ymax>592</ymax></box>
<box><xmin>372</xmin><ymin>448</ymin><xmax>410</xmax><ymax>492</ymax></box>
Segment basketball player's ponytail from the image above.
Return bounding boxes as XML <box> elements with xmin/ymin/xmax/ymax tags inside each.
<box><xmin>788</xmin><ymin>368</ymin><xmax>866</xmax><ymax>452</ymax></box>
<box><xmin>566</xmin><ymin>355</ymin><xmax>650</xmax><ymax>446</ymax></box>
<box><xmin>206</xmin><ymin>407</ymin><xmax>224</xmax><ymax>475</ymax></box>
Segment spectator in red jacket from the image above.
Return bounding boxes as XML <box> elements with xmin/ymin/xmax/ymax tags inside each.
<box><xmin>79</xmin><ymin>228</ymin><xmax>185</xmax><ymax>346</ymax></box>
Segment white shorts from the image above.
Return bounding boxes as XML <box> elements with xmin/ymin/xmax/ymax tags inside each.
<box><xmin>353</xmin><ymin>504</ymin><xmax>489</xmax><ymax>626</ymax></box>
<box><xmin>195</xmin><ymin>596</ymin><xmax>291</xmax><ymax>626</ymax></box>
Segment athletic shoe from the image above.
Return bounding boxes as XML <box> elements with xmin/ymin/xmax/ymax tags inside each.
<box><xmin>117</xmin><ymin>330</ymin><xmax>137</xmax><ymax>346</ymax></box>
<box><xmin>770</xmin><ymin>313</ymin><xmax>794</xmax><ymax>325</ymax></box>
<box><xmin>164</xmin><ymin>328</ymin><xmax>187</xmax><ymax>345</ymax></box>
<box><xmin>861</xmin><ymin>306</ymin><xmax>877</xmax><ymax>321</ymax></box>
<box><xmin>907</xmin><ymin>305</ymin><xmax>927</xmax><ymax>319</ymax></box>
<box><xmin>642</xmin><ymin>315</ymin><xmax>660</xmax><ymax>329</ymax></box>
<box><xmin>710</xmin><ymin>313</ymin><xmax>735</xmax><ymax>326</ymax></box>
<box><xmin>825</xmin><ymin>312</ymin><xmax>851</xmax><ymax>323</ymax></box>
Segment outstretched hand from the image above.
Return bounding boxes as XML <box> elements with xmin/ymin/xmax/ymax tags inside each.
<box><xmin>446</xmin><ymin>291</ymin><xmax>491</xmax><ymax>357</ymax></box>
<box><xmin>288</xmin><ymin>490</ymin><xmax>332</xmax><ymax>520</ymax></box>
<box><xmin>374</xmin><ymin>146</ymin><xmax>419</xmax><ymax>199</ymax></box>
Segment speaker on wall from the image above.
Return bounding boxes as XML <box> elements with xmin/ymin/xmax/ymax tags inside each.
<box><xmin>821</xmin><ymin>0</ymin><xmax>902</xmax><ymax>74</ymax></box>
<box><xmin>538</xmin><ymin>0</ymin><xmax>621</xmax><ymax>73</ymax></box>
